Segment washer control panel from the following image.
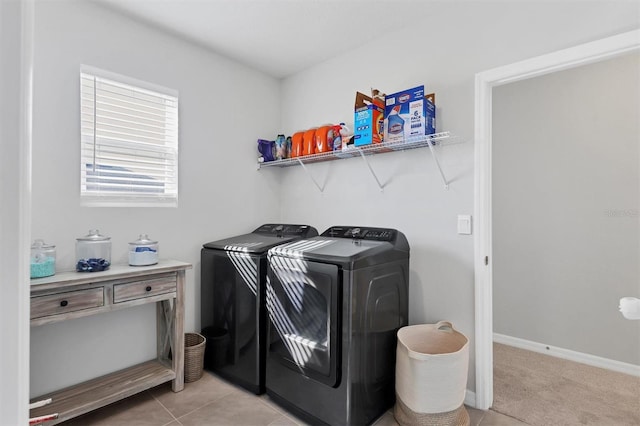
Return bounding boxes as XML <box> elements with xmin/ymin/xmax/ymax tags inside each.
<box><xmin>322</xmin><ymin>226</ymin><xmax>397</xmax><ymax>242</ymax></box>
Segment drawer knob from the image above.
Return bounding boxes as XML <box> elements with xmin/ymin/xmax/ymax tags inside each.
<box><xmin>60</xmin><ymin>300</ymin><xmax>68</xmax><ymax>307</ymax></box>
<box><xmin>145</xmin><ymin>286</ymin><xmax>152</xmax><ymax>292</ymax></box>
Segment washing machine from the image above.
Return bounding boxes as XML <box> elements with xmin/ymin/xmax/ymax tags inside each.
<box><xmin>200</xmin><ymin>224</ymin><xmax>318</xmax><ymax>394</ymax></box>
<box><xmin>265</xmin><ymin>226</ymin><xmax>409</xmax><ymax>425</ymax></box>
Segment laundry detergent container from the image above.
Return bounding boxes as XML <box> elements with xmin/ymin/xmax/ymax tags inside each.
<box><xmin>394</xmin><ymin>321</ymin><xmax>470</xmax><ymax>426</ymax></box>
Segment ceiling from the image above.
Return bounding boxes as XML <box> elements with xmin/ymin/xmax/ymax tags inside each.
<box><xmin>94</xmin><ymin>0</ymin><xmax>451</xmax><ymax>78</ymax></box>
<box><xmin>93</xmin><ymin>0</ymin><xmax>637</xmax><ymax>79</ymax></box>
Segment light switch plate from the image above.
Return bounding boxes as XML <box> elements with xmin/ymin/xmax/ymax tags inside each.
<box><xmin>457</xmin><ymin>215</ymin><xmax>472</xmax><ymax>235</ymax></box>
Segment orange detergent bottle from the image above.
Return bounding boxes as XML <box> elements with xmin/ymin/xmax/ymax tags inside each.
<box><xmin>291</xmin><ymin>131</ymin><xmax>304</xmax><ymax>158</ymax></box>
<box><xmin>303</xmin><ymin>128</ymin><xmax>317</xmax><ymax>156</ymax></box>
<box><xmin>315</xmin><ymin>125</ymin><xmax>333</xmax><ymax>153</ymax></box>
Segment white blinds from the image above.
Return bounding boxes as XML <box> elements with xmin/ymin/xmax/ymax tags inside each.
<box><xmin>80</xmin><ymin>67</ymin><xmax>178</xmax><ymax>207</ymax></box>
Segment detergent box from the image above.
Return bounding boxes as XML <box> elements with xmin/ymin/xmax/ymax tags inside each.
<box><xmin>384</xmin><ymin>85</ymin><xmax>436</xmax><ymax>143</ymax></box>
<box><xmin>353</xmin><ymin>92</ymin><xmax>384</xmax><ymax>147</ymax></box>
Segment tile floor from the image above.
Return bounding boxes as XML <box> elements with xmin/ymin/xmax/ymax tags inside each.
<box><xmin>60</xmin><ymin>371</ymin><xmax>528</xmax><ymax>425</ymax></box>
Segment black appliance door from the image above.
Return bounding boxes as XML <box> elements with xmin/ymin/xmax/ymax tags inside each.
<box><xmin>266</xmin><ymin>256</ymin><xmax>340</xmax><ymax>387</ymax></box>
<box><xmin>201</xmin><ymin>248</ymin><xmax>264</xmax><ymax>389</ymax></box>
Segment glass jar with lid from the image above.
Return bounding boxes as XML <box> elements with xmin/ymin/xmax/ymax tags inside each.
<box><xmin>128</xmin><ymin>234</ymin><xmax>159</xmax><ymax>266</ymax></box>
<box><xmin>30</xmin><ymin>239</ymin><xmax>56</xmax><ymax>278</ymax></box>
<box><xmin>76</xmin><ymin>229</ymin><xmax>111</xmax><ymax>272</ymax></box>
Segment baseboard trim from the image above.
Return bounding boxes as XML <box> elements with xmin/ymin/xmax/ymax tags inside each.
<box><xmin>493</xmin><ymin>333</ymin><xmax>640</xmax><ymax>377</ymax></box>
<box><xmin>464</xmin><ymin>390</ymin><xmax>477</xmax><ymax>408</ymax></box>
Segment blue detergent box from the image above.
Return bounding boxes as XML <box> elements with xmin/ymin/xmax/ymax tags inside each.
<box><xmin>384</xmin><ymin>85</ymin><xmax>436</xmax><ymax>143</ymax></box>
<box><xmin>354</xmin><ymin>92</ymin><xmax>384</xmax><ymax>147</ymax></box>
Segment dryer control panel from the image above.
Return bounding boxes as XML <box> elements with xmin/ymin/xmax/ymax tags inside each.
<box><xmin>253</xmin><ymin>224</ymin><xmax>317</xmax><ymax>237</ymax></box>
<box><xmin>321</xmin><ymin>226</ymin><xmax>397</xmax><ymax>242</ymax></box>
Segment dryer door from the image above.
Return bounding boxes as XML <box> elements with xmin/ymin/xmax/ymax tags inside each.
<box><xmin>266</xmin><ymin>257</ymin><xmax>341</xmax><ymax>387</ymax></box>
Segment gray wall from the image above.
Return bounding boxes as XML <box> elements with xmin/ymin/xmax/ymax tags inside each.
<box><xmin>493</xmin><ymin>53</ymin><xmax>640</xmax><ymax>365</ymax></box>
<box><xmin>29</xmin><ymin>1</ymin><xmax>282</xmax><ymax>397</ymax></box>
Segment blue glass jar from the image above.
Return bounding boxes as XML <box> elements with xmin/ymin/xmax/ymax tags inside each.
<box><xmin>76</xmin><ymin>229</ymin><xmax>111</xmax><ymax>272</ymax></box>
<box><xmin>128</xmin><ymin>234</ymin><xmax>159</xmax><ymax>266</ymax></box>
<box><xmin>31</xmin><ymin>239</ymin><xmax>56</xmax><ymax>278</ymax></box>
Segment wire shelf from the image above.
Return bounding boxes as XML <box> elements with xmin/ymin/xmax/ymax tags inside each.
<box><xmin>257</xmin><ymin>131</ymin><xmax>454</xmax><ymax>169</ymax></box>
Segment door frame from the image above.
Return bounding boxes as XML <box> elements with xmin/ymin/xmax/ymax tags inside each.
<box><xmin>473</xmin><ymin>28</ymin><xmax>640</xmax><ymax>410</ymax></box>
<box><xmin>1</xmin><ymin>0</ymin><xmax>34</xmax><ymax>423</ymax></box>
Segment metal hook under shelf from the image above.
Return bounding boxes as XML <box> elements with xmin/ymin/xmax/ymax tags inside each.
<box><xmin>358</xmin><ymin>150</ymin><xmax>385</xmax><ymax>191</ymax></box>
<box><xmin>425</xmin><ymin>137</ymin><xmax>450</xmax><ymax>190</ymax></box>
<box><xmin>297</xmin><ymin>158</ymin><xmax>325</xmax><ymax>193</ymax></box>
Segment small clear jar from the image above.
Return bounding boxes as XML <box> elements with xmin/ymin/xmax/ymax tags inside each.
<box><xmin>31</xmin><ymin>239</ymin><xmax>56</xmax><ymax>278</ymax></box>
<box><xmin>128</xmin><ymin>234</ymin><xmax>159</xmax><ymax>266</ymax></box>
<box><xmin>76</xmin><ymin>229</ymin><xmax>111</xmax><ymax>272</ymax></box>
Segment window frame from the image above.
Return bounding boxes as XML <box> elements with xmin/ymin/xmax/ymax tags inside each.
<box><xmin>80</xmin><ymin>65</ymin><xmax>179</xmax><ymax>208</ymax></box>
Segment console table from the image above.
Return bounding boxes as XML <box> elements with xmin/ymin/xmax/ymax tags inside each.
<box><xmin>29</xmin><ymin>260</ymin><xmax>191</xmax><ymax>424</ymax></box>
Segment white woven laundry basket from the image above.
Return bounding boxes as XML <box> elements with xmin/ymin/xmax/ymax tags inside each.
<box><xmin>394</xmin><ymin>321</ymin><xmax>469</xmax><ymax>426</ymax></box>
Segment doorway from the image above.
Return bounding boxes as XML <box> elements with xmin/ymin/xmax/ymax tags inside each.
<box><xmin>490</xmin><ymin>51</ymin><xmax>639</xmax><ymax>425</ymax></box>
<box><xmin>473</xmin><ymin>29</ymin><xmax>640</xmax><ymax>410</ymax></box>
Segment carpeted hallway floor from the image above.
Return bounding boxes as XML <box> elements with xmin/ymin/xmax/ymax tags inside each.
<box><xmin>493</xmin><ymin>342</ymin><xmax>640</xmax><ymax>425</ymax></box>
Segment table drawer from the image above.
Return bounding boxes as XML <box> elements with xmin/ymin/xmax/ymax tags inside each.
<box><xmin>113</xmin><ymin>275</ymin><xmax>176</xmax><ymax>303</ymax></box>
<box><xmin>31</xmin><ymin>288</ymin><xmax>104</xmax><ymax>320</ymax></box>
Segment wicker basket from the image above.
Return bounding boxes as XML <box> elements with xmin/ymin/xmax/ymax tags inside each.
<box><xmin>395</xmin><ymin>397</ymin><xmax>469</xmax><ymax>426</ymax></box>
<box><xmin>184</xmin><ymin>332</ymin><xmax>206</xmax><ymax>383</ymax></box>
<box><xmin>394</xmin><ymin>321</ymin><xmax>469</xmax><ymax>426</ymax></box>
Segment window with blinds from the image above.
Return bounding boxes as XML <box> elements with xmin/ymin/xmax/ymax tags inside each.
<box><xmin>80</xmin><ymin>66</ymin><xmax>179</xmax><ymax>207</ymax></box>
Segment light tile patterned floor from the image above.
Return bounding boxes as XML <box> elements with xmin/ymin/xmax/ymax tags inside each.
<box><xmin>60</xmin><ymin>371</ymin><xmax>527</xmax><ymax>425</ymax></box>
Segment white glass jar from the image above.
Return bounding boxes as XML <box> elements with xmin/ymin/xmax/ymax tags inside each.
<box><xmin>31</xmin><ymin>239</ymin><xmax>56</xmax><ymax>278</ymax></box>
<box><xmin>76</xmin><ymin>229</ymin><xmax>111</xmax><ymax>272</ymax></box>
<box><xmin>128</xmin><ymin>234</ymin><xmax>159</xmax><ymax>266</ymax></box>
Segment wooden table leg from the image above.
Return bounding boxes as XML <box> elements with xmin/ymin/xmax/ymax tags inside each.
<box><xmin>172</xmin><ymin>269</ymin><xmax>185</xmax><ymax>392</ymax></box>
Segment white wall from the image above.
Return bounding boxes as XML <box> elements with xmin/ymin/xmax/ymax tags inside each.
<box><xmin>30</xmin><ymin>0</ymin><xmax>281</xmax><ymax>397</ymax></box>
<box><xmin>277</xmin><ymin>1</ymin><xmax>640</xmax><ymax>394</ymax></box>
<box><xmin>492</xmin><ymin>53</ymin><xmax>640</xmax><ymax>365</ymax></box>
<box><xmin>1</xmin><ymin>0</ymin><xmax>32</xmax><ymax>422</ymax></box>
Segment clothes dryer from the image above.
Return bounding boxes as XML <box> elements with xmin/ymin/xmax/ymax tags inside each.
<box><xmin>200</xmin><ymin>224</ymin><xmax>318</xmax><ymax>394</ymax></box>
<box><xmin>265</xmin><ymin>226</ymin><xmax>409</xmax><ymax>425</ymax></box>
